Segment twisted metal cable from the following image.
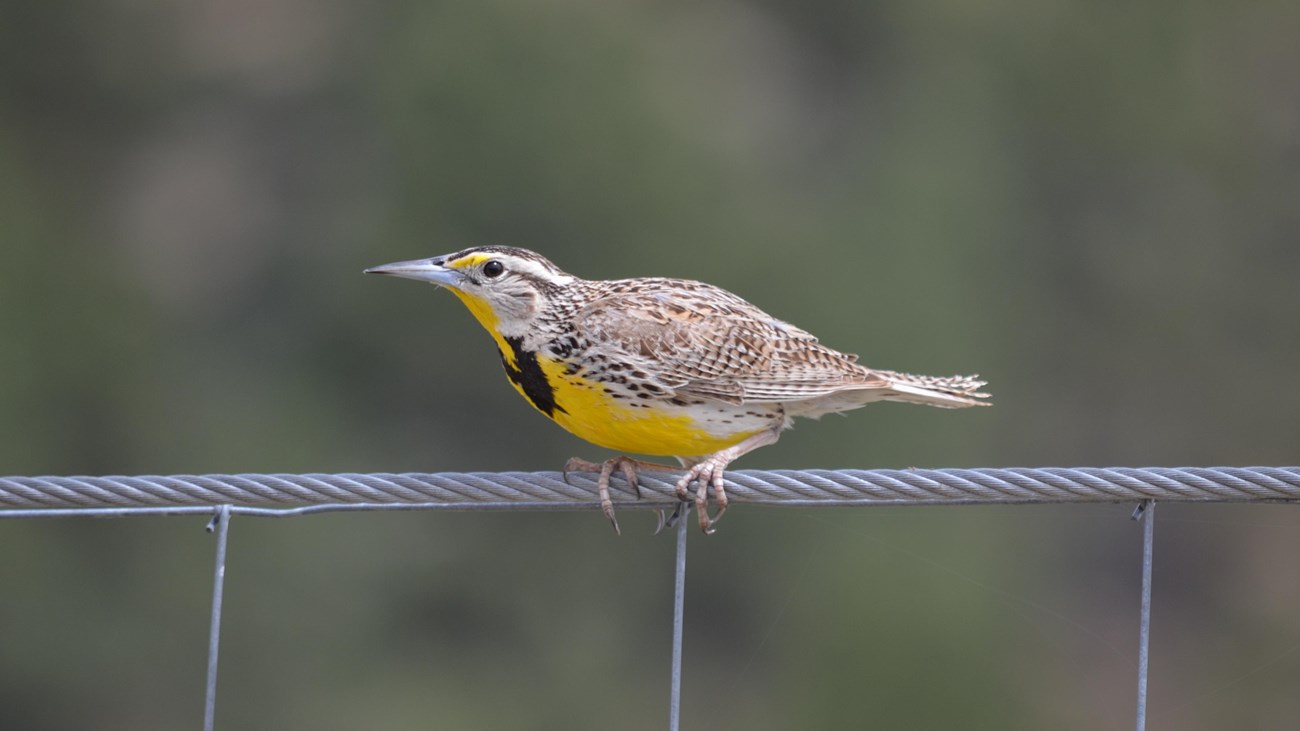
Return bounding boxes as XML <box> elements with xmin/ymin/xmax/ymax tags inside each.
<box><xmin>1</xmin><ymin>467</ymin><xmax>1298</xmax><ymax>519</ymax></box>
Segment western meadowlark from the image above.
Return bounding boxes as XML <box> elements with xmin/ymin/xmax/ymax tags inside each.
<box><xmin>366</xmin><ymin>246</ymin><xmax>989</xmax><ymax>534</ymax></box>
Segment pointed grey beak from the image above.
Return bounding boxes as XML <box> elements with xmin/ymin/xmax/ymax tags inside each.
<box><xmin>364</xmin><ymin>257</ymin><xmax>464</xmax><ymax>288</ymax></box>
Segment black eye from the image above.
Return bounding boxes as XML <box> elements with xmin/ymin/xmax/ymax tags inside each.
<box><xmin>482</xmin><ymin>260</ymin><xmax>505</xmax><ymax>278</ymax></box>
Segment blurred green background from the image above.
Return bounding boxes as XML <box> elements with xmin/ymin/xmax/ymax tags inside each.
<box><xmin>3</xmin><ymin>0</ymin><xmax>1299</xmax><ymax>728</ymax></box>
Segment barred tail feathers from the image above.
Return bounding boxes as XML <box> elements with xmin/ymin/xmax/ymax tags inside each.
<box><xmin>872</xmin><ymin>370</ymin><xmax>991</xmax><ymax>409</ymax></box>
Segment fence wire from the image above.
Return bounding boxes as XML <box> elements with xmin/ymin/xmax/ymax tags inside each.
<box><xmin>2</xmin><ymin>466</ymin><xmax>1298</xmax><ymax>518</ymax></box>
<box><xmin>4</xmin><ymin>466</ymin><xmax>1297</xmax><ymax>731</ymax></box>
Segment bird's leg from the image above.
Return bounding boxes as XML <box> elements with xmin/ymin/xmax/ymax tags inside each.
<box><xmin>563</xmin><ymin>456</ymin><xmax>679</xmax><ymax>534</ymax></box>
<box><xmin>675</xmin><ymin>428</ymin><xmax>782</xmax><ymax>534</ymax></box>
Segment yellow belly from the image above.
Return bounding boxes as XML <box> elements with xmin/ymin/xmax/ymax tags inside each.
<box><xmin>450</xmin><ymin>291</ymin><xmax>765</xmax><ymax>458</ymax></box>
<box><xmin>527</xmin><ymin>357</ymin><xmax>760</xmax><ymax>458</ymax></box>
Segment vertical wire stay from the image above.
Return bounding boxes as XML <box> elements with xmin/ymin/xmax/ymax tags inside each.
<box><xmin>204</xmin><ymin>505</ymin><xmax>233</xmax><ymax>731</ymax></box>
<box><xmin>1134</xmin><ymin>500</ymin><xmax>1156</xmax><ymax>731</ymax></box>
<box><xmin>669</xmin><ymin>506</ymin><xmax>689</xmax><ymax>731</ymax></box>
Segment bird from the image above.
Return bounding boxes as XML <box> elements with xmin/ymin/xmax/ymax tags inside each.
<box><xmin>366</xmin><ymin>246</ymin><xmax>990</xmax><ymax>534</ymax></box>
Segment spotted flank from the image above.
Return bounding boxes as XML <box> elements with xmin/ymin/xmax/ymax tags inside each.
<box><xmin>366</xmin><ymin>246</ymin><xmax>990</xmax><ymax>533</ymax></box>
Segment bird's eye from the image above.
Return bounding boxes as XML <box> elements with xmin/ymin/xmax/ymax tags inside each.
<box><xmin>482</xmin><ymin>260</ymin><xmax>505</xmax><ymax>279</ymax></box>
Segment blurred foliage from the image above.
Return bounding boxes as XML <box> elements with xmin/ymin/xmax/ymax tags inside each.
<box><xmin>2</xmin><ymin>0</ymin><xmax>1300</xmax><ymax>728</ymax></box>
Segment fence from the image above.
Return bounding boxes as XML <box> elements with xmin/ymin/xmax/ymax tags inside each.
<box><xmin>4</xmin><ymin>466</ymin><xmax>1300</xmax><ymax>730</ymax></box>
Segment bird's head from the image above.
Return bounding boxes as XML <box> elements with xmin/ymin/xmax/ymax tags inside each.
<box><xmin>365</xmin><ymin>246</ymin><xmax>575</xmax><ymax>337</ymax></box>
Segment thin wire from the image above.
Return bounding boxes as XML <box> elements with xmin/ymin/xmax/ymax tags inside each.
<box><xmin>669</xmin><ymin>506</ymin><xmax>688</xmax><ymax>731</ymax></box>
<box><xmin>204</xmin><ymin>505</ymin><xmax>232</xmax><ymax>731</ymax></box>
<box><xmin>1135</xmin><ymin>500</ymin><xmax>1156</xmax><ymax>731</ymax></box>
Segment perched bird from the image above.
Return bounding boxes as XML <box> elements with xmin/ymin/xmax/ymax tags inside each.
<box><xmin>366</xmin><ymin>247</ymin><xmax>989</xmax><ymax>534</ymax></box>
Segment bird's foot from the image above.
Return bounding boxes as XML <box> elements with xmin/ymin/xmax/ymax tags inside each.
<box><xmin>563</xmin><ymin>456</ymin><xmax>677</xmax><ymax>535</ymax></box>
<box><xmin>668</xmin><ymin>428</ymin><xmax>782</xmax><ymax>535</ymax></box>
<box><xmin>674</xmin><ymin>457</ymin><xmax>732</xmax><ymax>535</ymax></box>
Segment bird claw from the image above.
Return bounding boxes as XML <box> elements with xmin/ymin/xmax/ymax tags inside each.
<box><xmin>604</xmin><ymin>504</ymin><xmax>622</xmax><ymax>536</ymax></box>
<box><xmin>566</xmin><ymin>454</ymin><xmax>741</xmax><ymax>535</ymax></box>
<box><xmin>564</xmin><ymin>456</ymin><xmax>676</xmax><ymax>534</ymax></box>
<box><xmin>675</xmin><ymin>459</ymin><xmax>730</xmax><ymax>534</ymax></box>
<box><xmin>562</xmin><ymin>457</ymin><xmax>599</xmax><ymax>485</ymax></box>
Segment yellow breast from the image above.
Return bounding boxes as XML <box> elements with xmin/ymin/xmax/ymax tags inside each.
<box><xmin>537</xmin><ymin>358</ymin><xmax>760</xmax><ymax>457</ymax></box>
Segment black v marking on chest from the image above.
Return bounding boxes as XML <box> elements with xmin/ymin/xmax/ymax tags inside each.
<box><xmin>499</xmin><ymin>336</ymin><xmax>566</xmax><ymax>417</ymax></box>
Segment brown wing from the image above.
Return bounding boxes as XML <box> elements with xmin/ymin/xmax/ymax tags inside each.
<box><xmin>575</xmin><ymin>278</ymin><xmax>883</xmax><ymax>404</ymax></box>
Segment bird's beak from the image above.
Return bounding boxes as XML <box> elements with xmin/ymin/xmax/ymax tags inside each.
<box><xmin>364</xmin><ymin>257</ymin><xmax>464</xmax><ymax>288</ymax></box>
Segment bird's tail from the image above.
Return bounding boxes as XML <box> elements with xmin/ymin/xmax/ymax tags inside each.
<box><xmin>872</xmin><ymin>370</ymin><xmax>991</xmax><ymax>409</ymax></box>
